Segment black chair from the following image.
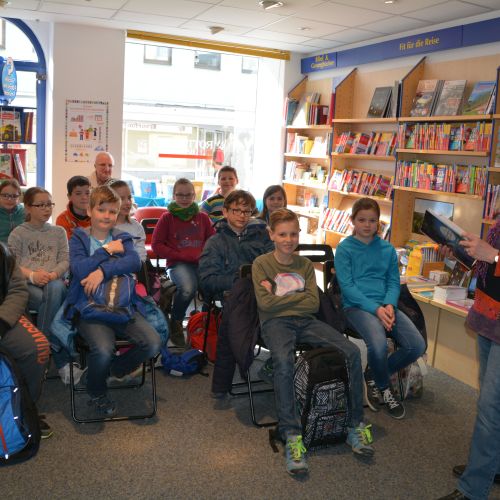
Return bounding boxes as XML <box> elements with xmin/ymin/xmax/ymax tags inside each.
<box><xmin>295</xmin><ymin>243</ymin><xmax>334</xmax><ymax>291</ymax></box>
<box><xmin>69</xmin><ymin>336</ymin><xmax>158</xmax><ymax>423</ymax></box>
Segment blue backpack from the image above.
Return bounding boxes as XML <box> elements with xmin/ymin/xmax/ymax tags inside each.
<box><xmin>160</xmin><ymin>347</ymin><xmax>206</xmax><ymax>376</ymax></box>
<box><xmin>0</xmin><ymin>346</ymin><xmax>40</xmax><ymax>465</ymax></box>
<box><xmin>77</xmin><ymin>274</ymin><xmax>136</xmax><ymax>324</ymax></box>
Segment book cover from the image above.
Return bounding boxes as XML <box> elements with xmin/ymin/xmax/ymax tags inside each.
<box><xmin>367</xmin><ymin>86</ymin><xmax>392</xmax><ymax>118</ymax></box>
<box><xmin>433</xmin><ymin>80</ymin><xmax>467</xmax><ymax>116</ymax></box>
<box><xmin>13</xmin><ymin>153</ymin><xmax>27</xmax><ymax>186</ymax></box>
<box><xmin>420</xmin><ymin>210</ymin><xmax>475</xmax><ymax>269</ymax></box>
<box><xmin>462</xmin><ymin>81</ymin><xmax>496</xmax><ymax>115</ymax></box>
<box><xmin>0</xmin><ymin>152</ymin><xmax>11</xmax><ymax>178</ymax></box>
<box><xmin>410</xmin><ymin>80</ymin><xmax>442</xmax><ymax>117</ymax></box>
<box><xmin>0</xmin><ymin>110</ymin><xmax>22</xmax><ymax>142</ymax></box>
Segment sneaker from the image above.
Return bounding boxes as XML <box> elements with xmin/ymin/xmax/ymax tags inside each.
<box><xmin>170</xmin><ymin>320</ymin><xmax>186</xmax><ymax>348</ymax></box>
<box><xmin>285</xmin><ymin>435</ymin><xmax>308</xmax><ymax>476</ymax></box>
<box><xmin>211</xmin><ymin>391</ymin><xmax>232</xmax><ymax>410</ymax></box>
<box><xmin>382</xmin><ymin>387</ymin><xmax>405</xmax><ymax>419</ymax></box>
<box><xmin>257</xmin><ymin>359</ymin><xmax>273</xmax><ymax>385</ymax></box>
<box><xmin>363</xmin><ymin>370</ymin><xmax>381</xmax><ymax>412</ymax></box>
<box><xmin>346</xmin><ymin>422</ymin><xmax>374</xmax><ymax>456</ymax></box>
<box><xmin>58</xmin><ymin>363</ymin><xmax>85</xmax><ymax>386</ymax></box>
<box><xmin>38</xmin><ymin>415</ymin><xmax>53</xmax><ymax>439</ymax></box>
<box><xmin>88</xmin><ymin>395</ymin><xmax>117</xmax><ymax>417</ymax></box>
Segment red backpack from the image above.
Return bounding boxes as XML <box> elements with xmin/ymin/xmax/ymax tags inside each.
<box><xmin>186</xmin><ymin>311</ymin><xmax>220</xmax><ymax>362</ymax></box>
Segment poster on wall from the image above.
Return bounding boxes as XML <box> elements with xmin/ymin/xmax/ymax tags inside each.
<box><xmin>65</xmin><ymin>100</ymin><xmax>109</xmax><ymax>163</ymax></box>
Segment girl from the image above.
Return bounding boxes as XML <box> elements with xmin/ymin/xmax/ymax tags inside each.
<box><xmin>258</xmin><ymin>185</ymin><xmax>287</xmax><ymax>223</ymax></box>
<box><xmin>152</xmin><ymin>178</ymin><xmax>215</xmax><ymax>347</ymax></box>
<box><xmin>110</xmin><ymin>180</ymin><xmax>146</xmax><ymax>261</ymax></box>
<box><xmin>252</xmin><ymin>208</ymin><xmax>373</xmax><ymax>476</ymax></box>
<box><xmin>0</xmin><ymin>178</ymin><xmax>25</xmax><ymax>243</ymax></box>
<box><xmin>335</xmin><ymin>198</ymin><xmax>426</xmax><ymax>420</ymax></box>
<box><xmin>200</xmin><ymin>166</ymin><xmax>238</xmax><ymax>224</ymax></box>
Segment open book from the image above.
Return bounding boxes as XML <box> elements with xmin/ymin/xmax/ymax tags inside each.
<box><xmin>420</xmin><ymin>210</ymin><xmax>476</xmax><ymax>269</ymax></box>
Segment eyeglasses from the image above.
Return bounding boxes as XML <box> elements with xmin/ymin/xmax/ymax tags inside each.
<box><xmin>0</xmin><ymin>193</ymin><xmax>20</xmax><ymax>200</ymax></box>
<box><xmin>174</xmin><ymin>193</ymin><xmax>195</xmax><ymax>198</ymax></box>
<box><xmin>229</xmin><ymin>208</ymin><xmax>253</xmax><ymax>217</ymax></box>
<box><xmin>30</xmin><ymin>203</ymin><xmax>55</xmax><ymax>209</ymax></box>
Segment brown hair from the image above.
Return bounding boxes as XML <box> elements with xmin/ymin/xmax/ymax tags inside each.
<box><xmin>66</xmin><ymin>175</ymin><xmax>90</xmax><ymax>195</ymax></box>
<box><xmin>89</xmin><ymin>186</ymin><xmax>120</xmax><ymax>210</ymax></box>
<box><xmin>218</xmin><ymin>165</ymin><xmax>238</xmax><ymax>182</ymax></box>
<box><xmin>109</xmin><ymin>180</ymin><xmax>132</xmax><ymax>223</ymax></box>
<box><xmin>173</xmin><ymin>178</ymin><xmax>194</xmax><ymax>193</ymax></box>
<box><xmin>223</xmin><ymin>190</ymin><xmax>256</xmax><ymax>210</ymax></box>
<box><xmin>258</xmin><ymin>185</ymin><xmax>287</xmax><ymax>221</ymax></box>
<box><xmin>23</xmin><ymin>187</ymin><xmax>52</xmax><ymax>221</ymax></box>
<box><xmin>350</xmin><ymin>197</ymin><xmax>380</xmax><ymax>221</ymax></box>
<box><xmin>268</xmin><ymin>208</ymin><xmax>298</xmax><ymax>231</ymax></box>
<box><xmin>0</xmin><ymin>178</ymin><xmax>21</xmax><ymax>196</ymax></box>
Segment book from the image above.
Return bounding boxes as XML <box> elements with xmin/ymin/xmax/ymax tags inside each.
<box><xmin>446</xmin><ymin>298</ymin><xmax>474</xmax><ymax>312</ymax></box>
<box><xmin>402</xmin><ymin>275</ymin><xmax>438</xmax><ymax>290</ymax></box>
<box><xmin>432</xmin><ymin>80</ymin><xmax>467</xmax><ymax>116</ymax></box>
<box><xmin>367</xmin><ymin>86</ymin><xmax>392</xmax><ymax>118</ymax></box>
<box><xmin>462</xmin><ymin>81</ymin><xmax>496</xmax><ymax>115</ymax></box>
<box><xmin>433</xmin><ymin>285</ymin><xmax>467</xmax><ymax>302</ymax></box>
<box><xmin>0</xmin><ymin>152</ymin><xmax>11</xmax><ymax>178</ymax></box>
<box><xmin>0</xmin><ymin>109</ymin><xmax>22</xmax><ymax>142</ymax></box>
<box><xmin>420</xmin><ymin>209</ymin><xmax>476</xmax><ymax>269</ymax></box>
<box><xmin>410</xmin><ymin>80</ymin><xmax>443</xmax><ymax>117</ymax></box>
<box><xmin>285</xmin><ymin>98</ymin><xmax>298</xmax><ymax>126</ymax></box>
<box><xmin>13</xmin><ymin>153</ymin><xmax>26</xmax><ymax>186</ymax></box>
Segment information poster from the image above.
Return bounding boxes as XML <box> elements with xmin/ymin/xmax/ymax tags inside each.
<box><xmin>65</xmin><ymin>100</ymin><xmax>108</xmax><ymax>163</ymax></box>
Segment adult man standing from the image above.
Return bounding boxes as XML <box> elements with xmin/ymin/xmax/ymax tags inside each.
<box><xmin>88</xmin><ymin>152</ymin><xmax>118</xmax><ymax>188</ymax></box>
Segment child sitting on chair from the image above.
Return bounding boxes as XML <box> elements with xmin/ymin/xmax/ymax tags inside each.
<box><xmin>65</xmin><ymin>186</ymin><xmax>161</xmax><ymax>417</ymax></box>
<box><xmin>252</xmin><ymin>208</ymin><xmax>374</xmax><ymax>476</ymax></box>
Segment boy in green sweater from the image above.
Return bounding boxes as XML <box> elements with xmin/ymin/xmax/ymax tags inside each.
<box><xmin>252</xmin><ymin>208</ymin><xmax>374</xmax><ymax>476</ymax></box>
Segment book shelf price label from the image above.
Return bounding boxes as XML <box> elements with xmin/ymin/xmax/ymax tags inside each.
<box><xmin>1</xmin><ymin>57</ymin><xmax>17</xmax><ymax>102</ymax></box>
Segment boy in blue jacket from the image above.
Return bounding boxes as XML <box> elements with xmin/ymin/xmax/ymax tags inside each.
<box><xmin>67</xmin><ymin>186</ymin><xmax>161</xmax><ymax>416</ymax></box>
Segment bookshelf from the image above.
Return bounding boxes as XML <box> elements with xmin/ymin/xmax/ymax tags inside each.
<box><xmin>0</xmin><ymin>105</ymin><xmax>35</xmax><ymax>186</ymax></box>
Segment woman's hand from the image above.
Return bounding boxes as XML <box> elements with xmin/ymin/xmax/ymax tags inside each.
<box><xmin>376</xmin><ymin>305</ymin><xmax>395</xmax><ymax>331</ymax></box>
<box><xmin>459</xmin><ymin>233</ymin><xmax>498</xmax><ymax>264</ymax></box>
<box><xmin>81</xmin><ymin>268</ymin><xmax>104</xmax><ymax>296</ymax></box>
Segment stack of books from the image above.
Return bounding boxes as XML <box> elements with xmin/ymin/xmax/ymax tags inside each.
<box><xmin>328</xmin><ymin>169</ymin><xmax>392</xmax><ymax>198</ymax></box>
<box><xmin>484</xmin><ymin>184</ymin><xmax>500</xmax><ymax>220</ymax></box>
<box><xmin>434</xmin><ymin>285</ymin><xmax>467</xmax><ymax>302</ymax></box>
<box><xmin>334</xmin><ymin>131</ymin><xmax>397</xmax><ymax>156</ymax></box>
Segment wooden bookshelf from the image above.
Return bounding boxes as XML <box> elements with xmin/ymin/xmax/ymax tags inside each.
<box><xmin>392</xmin><ymin>185</ymin><xmax>483</xmax><ymax>200</ymax></box>
<box><xmin>489</xmin><ymin>167</ymin><xmax>500</xmax><ymax>173</ymax></box>
<box><xmin>331</xmin><ymin>153</ymin><xmax>394</xmax><ymax>161</ymax></box>
<box><xmin>284</xmin><ymin>153</ymin><xmax>329</xmax><ymax>161</ymax></box>
<box><xmin>399</xmin><ymin>114</ymin><xmax>492</xmax><ymax>122</ymax></box>
<box><xmin>283</xmin><ymin>179</ymin><xmax>328</xmax><ymax>190</ymax></box>
<box><xmin>332</xmin><ymin>118</ymin><xmax>398</xmax><ymax>124</ymax></box>
<box><xmin>397</xmin><ymin>149</ymin><xmax>489</xmax><ymax>157</ymax></box>
<box><xmin>286</xmin><ymin>125</ymin><xmax>331</xmax><ymax>131</ymax></box>
<box><xmin>328</xmin><ymin>188</ymin><xmax>392</xmax><ymax>205</ymax></box>
<box><xmin>482</xmin><ymin>218</ymin><xmax>497</xmax><ymax>225</ymax></box>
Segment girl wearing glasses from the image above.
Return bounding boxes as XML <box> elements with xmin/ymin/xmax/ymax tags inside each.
<box><xmin>152</xmin><ymin>178</ymin><xmax>215</xmax><ymax>347</ymax></box>
<box><xmin>0</xmin><ymin>179</ymin><xmax>25</xmax><ymax>243</ymax></box>
<box><xmin>8</xmin><ymin>187</ymin><xmax>69</xmax><ymax>343</ymax></box>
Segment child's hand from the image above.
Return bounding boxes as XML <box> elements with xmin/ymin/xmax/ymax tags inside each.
<box><xmin>260</xmin><ymin>280</ymin><xmax>273</xmax><ymax>293</ymax></box>
<box><xmin>48</xmin><ymin>272</ymin><xmax>58</xmax><ymax>281</ymax></box>
<box><xmin>81</xmin><ymin>269</ymin><xmax>104</xmax><ymax>296</ymax></box>
<box><xmin>34</xmin><ymin>269</ymin><xmax>51</xmax><ymax>286</ymax></box>
<box><xmin>106</xmin><ymin>239</ymin><xmax>124</xmax><ymax>255</ymax></box>
<box><xmin>376</xmin><ymin>306</ymin><xmax>394</xmax><ymax>331</ymax></box>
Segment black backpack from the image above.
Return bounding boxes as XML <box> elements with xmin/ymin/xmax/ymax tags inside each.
<box><xmin>294</xmin><ymin>347</ymin><xmax>350</xmax><ymax>450</ymax></box>
<box><xmin>0</xmin><ymin>345</ymin><xmax>40</xmax><ymax>465</ymax></box>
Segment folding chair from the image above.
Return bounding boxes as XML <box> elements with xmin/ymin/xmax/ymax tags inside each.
<box><xmin>69</xmin><ymin>336</ymin><xmax>157</xmax><ymax>423</ymax></box>
<box><xmin>295</xmin><ymin>243</ymin><xmax>334</xmax><ymax>291</ymax></box>
<box><xmin>135</xmin><ymin>206</ymin><xmax>168</xmax><ymax>267</ymax></box>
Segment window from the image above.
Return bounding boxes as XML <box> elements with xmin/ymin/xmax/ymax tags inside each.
<box><xmin>194</xmin><ymin>51</ymin><xmax>221</xmax><ymax>71</ymax></box>
<box><xmin>143</xmin><ymin>45</ymin><xmax>172</xmax><ymax>65</ymax></box>
<box><xmin>241</xmin><ymin>57</ymin><xmax>258</xmax><ymax>74</ymax></box>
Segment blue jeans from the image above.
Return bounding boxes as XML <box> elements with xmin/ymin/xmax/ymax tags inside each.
<box><xmin>345</xmin><ymin>307</ymin><xmax>426</xmax><ymax>390</ymax></box>
<box><xmin>260</xmin><ymin>316</ymin><xmax>364</xmax><ymax>439</ymax></box>
<box><xmin>168</xmin><ymin>263</ymin><xmax>199</xmax><ymax>322</ymax></box>
<box><xmin>78</xmin><ymin>312</ymin><xmax>161</xmax><ymax>398</ymax></box>
<box><xmin>28</xmin><ymin>279</ymin><xmax>67</xmax><ymax>335</ymax></box>
<box><xmin>459</xmin><ymin>334</ymin><xmax>500</xmax><ymax>500</ymax></box>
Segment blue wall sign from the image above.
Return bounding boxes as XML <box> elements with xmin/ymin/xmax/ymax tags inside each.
<box><xmin>301</xmin><ymin>17</ymin><xmax>500</xmax><ymax>74</ymax></box>
<box><xmin>1</xmin><ymin>57</ymin><xmax>17</xmax><ymax>102</ymax></box>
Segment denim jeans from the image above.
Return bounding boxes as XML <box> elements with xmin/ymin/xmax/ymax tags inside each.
<box><xmin>78</xmin><ymin>312</ymin><xmax>162</xmax><ymax>398</ymax></box>
<box><xmin>260</xmin><ymin>316</ymin><xmax>364</xmax><ymax>439</ymax></box>
<box><xmin>459</xmin><ymin>334</ymin><xmax>500</xmax><ymax>500</ymax></box>
<box><xmin>28</xmin><ymin>279</ymin><xmax>67</xmax><ymax>335</ymax></box>
<box><xmin>168</xmin><ymin>263</ymin><xmax>199</xmax><ymax>322</ymax></box>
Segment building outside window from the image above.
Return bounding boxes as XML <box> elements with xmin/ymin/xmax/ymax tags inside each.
<box><xmin>194</xmin><ymin>51</ymin><xmax>221</xmax><ymax>71</ymax></box>
<box><xmin>144</xmin><ymin>45</ymin><xmax>172</xmax><ymax>65</ymax></box>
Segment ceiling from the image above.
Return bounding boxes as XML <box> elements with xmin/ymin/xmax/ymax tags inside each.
<box><xmin>4</xmin><ymin>0</ymin><xmax>500</xmax><ymax>54</ymax></box>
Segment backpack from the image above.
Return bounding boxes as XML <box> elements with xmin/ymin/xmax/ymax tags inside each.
<box><xmin>160</xmin><ymin>346</ymin><xmax>206</xmax><ymax>376</ymax></box>
<box><xmin>0</xmin><ymin>346</ymin><xmax>40</xmax><ymax>465</ymax></box>
<box><xmin>321</xmin><ymin>272</ymin><xmax>348</xmax><ymax>334</ymax></box>
<box><xmin>77</xmin><ymin>274</ymin><xmax>136</xmax><ymax>324</ymax></box>
<box><xmin>294</xmin><ymin>347</ymin><xmax>350</xmax><ymax>450</ymax></box>
<box><xmin>186</xmin><ymin>311</ymin><xmax>220</xmax><ymax>362</ymax></box>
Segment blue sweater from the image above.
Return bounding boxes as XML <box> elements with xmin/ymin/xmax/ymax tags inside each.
<box><xmin>335</xmin><ymin>235</ymin><xmax>400</xmax><ymax>315</ymax></box>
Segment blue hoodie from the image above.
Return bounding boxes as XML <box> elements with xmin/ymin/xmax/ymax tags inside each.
<box><xmin>335</xmin><ymin>235</ymin><xmax>400</xmax><ymax>315</ymax></box>
<box><xmin>0</xmin><ymin>204</ymin><xmax>25</xmax><ymax>243</ymax></box>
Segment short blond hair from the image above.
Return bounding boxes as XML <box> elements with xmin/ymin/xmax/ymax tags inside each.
<box><xmin>90</xmin><ymin>186</ymin><xmax>120</xmax><ymax>209</ymax></box>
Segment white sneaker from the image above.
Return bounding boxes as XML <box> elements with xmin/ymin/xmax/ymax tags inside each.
<box><xmin>58</xmin><ymin>363</ymin><xmax>84</xmax><ymax>385</ymax></box>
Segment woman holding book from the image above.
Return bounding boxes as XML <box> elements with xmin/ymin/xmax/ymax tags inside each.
<box><xmin>439</xmin><ymin>217</ymin><xmax>500</xmax><ymax>500</ymax></box>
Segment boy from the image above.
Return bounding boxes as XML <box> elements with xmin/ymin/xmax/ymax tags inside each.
<box><xmin>200</xmin><ymin>166</ymin><xmax>238</xmax><ymax>224</ymax></box>
<box><xmin>252</xmin><ymin>209</ymin><xmax>374</xmax><ymax>476</ymax></box>
<box><xmin>56</xmin><ymin>175</ymin><xmax>91</xmax><ymax>240</ymax></box>
<box><xmin>65</xmin><ymin>186</ymin><xmax>161</xmax><ymax>416</ymax></box>
<box><xmin>199</xmin><ymin>190</ymin><xmax>274</xmax><ymax>397</ymax></box>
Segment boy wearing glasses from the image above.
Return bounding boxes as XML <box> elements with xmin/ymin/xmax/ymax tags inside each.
<box><xmin>0</xmin><ymin>179</ymin><xmax>24</xmax><ymax>243</ymax></box>
<box><xmin>152</xmin><ymin>179</ymin><xmax>215</xmax><ymax>347</ymax></box>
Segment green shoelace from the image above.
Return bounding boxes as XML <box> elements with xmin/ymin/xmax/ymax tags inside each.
<box><xmin>288</xmin><ymin>436</ymin><xmax>307</xmax><ymax>460</ymax></box>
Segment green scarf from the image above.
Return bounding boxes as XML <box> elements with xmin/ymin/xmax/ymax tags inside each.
<box><xmin>168</xmin><ymin>201</ymin><xmax>199</xmax><ymax>221</ymax></box>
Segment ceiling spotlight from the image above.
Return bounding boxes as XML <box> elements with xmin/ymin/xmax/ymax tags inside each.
<box><xmin>259</xmin><ymin>1</ymin><xmax>284</xmax><ymax>10</ymax></box>
<box><xmin>298</xmin><ymin>27</ymin><xmax>311</xmax><ymax>31</ymax></box>
<box><xmin>384</xmin><ymin>0</ymin><xmax>396</xmax><ymax>4</ymax></box>
<box><xmin>209</xmin><ymin>26</ymin><xmax>224</xmax><ymax>35</ymax></box>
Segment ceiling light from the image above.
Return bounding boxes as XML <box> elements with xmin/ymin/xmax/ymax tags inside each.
<box><xmin>209</xmin><ymin>26</ymin><xmax>224</xmax><ymax>35</ymax></box>
<box><xmin>298</xmin><ymin>27</ymin><xmax>311</xmax><ymax>31</ymax></box>
<box><xmin>384</xmin><ymin>0</ymin><xmax>396</xmax><ymax>4</ymax></box>
<box><xmin>259</xmin><ymin>1</ymin><xmax>284</xmax><ymax>10</ymax></box>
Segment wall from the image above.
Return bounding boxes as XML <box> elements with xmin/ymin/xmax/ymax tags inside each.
<box><xmin>48</xmin><ymin>23</ymin><xmax>125</xmax><ymax>211</ymax></box>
